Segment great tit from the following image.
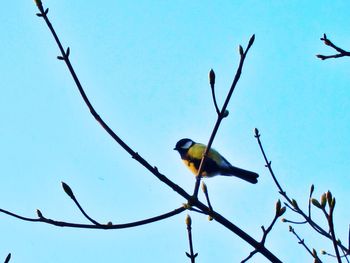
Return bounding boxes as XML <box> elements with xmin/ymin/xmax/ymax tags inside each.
<box><xmin>174</xmin><ymin>138</ymin><xmax>258</xmax><ymax>184</ymax></box>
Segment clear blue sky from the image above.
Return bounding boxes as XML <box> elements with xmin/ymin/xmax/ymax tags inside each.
<box><xmin>0</xmin><ymin>1</ymin><xmax>349</xmax><ymax>262</ymax></box>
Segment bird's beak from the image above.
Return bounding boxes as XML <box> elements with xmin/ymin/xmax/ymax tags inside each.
<box><xmin>173</xmin><ymin>147</ymin><xmax>177</xmax><ymax>150</ymax></box>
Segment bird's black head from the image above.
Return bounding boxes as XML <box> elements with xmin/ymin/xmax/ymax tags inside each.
<box><xmin>174</xmin><ymin>138</ymin><xmax>194</xmax><ymax>157</ymax></box>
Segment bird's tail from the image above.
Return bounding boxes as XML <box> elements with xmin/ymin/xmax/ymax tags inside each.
<box><xmin>223</xmin><ymin>166</ymin><xmax>259</xmax><ymax>184</ymax></box>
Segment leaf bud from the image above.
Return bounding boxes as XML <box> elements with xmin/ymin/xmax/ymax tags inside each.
<box><xmin>275</xmin><ymin>200</ymin><xmax>281</xmax><ymax>215</ymax></box>
<box><xmin>36</xmin><ymin>209</ymin><xmax>43</xmax><ymax>218</ymax></box>
<box><xmin>222</xmin><ymin>110</ymin><xmax>229</xmax><ymax>118</ymax></box>
<box><xmin>279</xmin><ymin>207</ymin><xmax>286</xmax><ymax>217</ymax></box>
<box><xmin>311</xmin><ymin>198</ymin><xmax>322</xmax><ymax>209</ymax></box>
<box><xmin>326</xmin><ymin>190</ymin><xmax>333</xmax><ymax>206</ymax></box>
<box><xmin>209</xmin><ymin>69</ymin><xmax>215</xmax><ymax>86</ymax></box>
<box><xmin>62</xmin><ymin>182</ymin><xmax>74</xmax><ymax>199</ymax></box>
<box><xmin>291</xmin><ymin>199</ymin><xmax>299</xmax><ymax>209</ymax></box>
<box><xmin>201</xmin><ymin>182</ymin><xmax>207</xmax><ymax>194</ymax></box>
<box><xmin>185</xmin><ymin>214</ymin><xmax>192</xmax><ymax>226</ymax></box>
<box><xmin>320</xmin><ymin>193</ymin><xmax>327</xmax><ymax>208</ymax></box>
<box><xmin>238</xmin><ymin>45</ymin><xmax>244</xmax><ymax>56</ymax></box>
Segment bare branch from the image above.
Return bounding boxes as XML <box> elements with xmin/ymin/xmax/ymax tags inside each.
<box><xmin>185</xmin><ymin>215</ymin><xmax>198</xmax><ymax>263</ymax></box>
<box><xmin>4</xmin><ymin>253</ymin><xmax>11</xmax><ymax>263</ymax></box>
<box><xmin>209</xmin><ymin>69</ymin><xmax>221</xmax><ymax>115</ymax></box>
<box><xmin>242</xmin><ymin>200</ymin><xmax>285</xmax><ymax>262</ymax></box>
<box><xmin>28</xmin><ymin>4</ymin><xmax>285</xmax><ymax>262</ymax></box>
<box><xmin>193</xmin><ymin>34</ymin><xmax>255</xmax><ymax>198</ymax></box>
<box><xmin>61</xmin><ymin>182</ymin><xmax>101</xmax><ymax>226</ymax></box>
<box><xmin>0</xmin><ymin>206</ymin><xmax>185</xmax><ymax>229</ymax></box>
<box><xmin>316</xmin><ymin>34</ymin><xmax>350</xmax><ymax>60</ymax></box>
<box><xmin>289</xmin><ymin>226</ymin><xmax>322</xmax><ymax>263</ymax></box>
<box><xmin>201</xmin><ymin>182</ymin><xmax>213</xmax><ymax>221</ymax></box>
<box><xmin>255</xmin><ymin>128</ymin><xmax>349</xmax><ymax>257</ymax></box>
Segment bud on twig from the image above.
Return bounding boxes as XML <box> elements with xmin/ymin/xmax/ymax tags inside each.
<box><xmin>222</xmin><ymin>110</ymin><xmax>229</xmax><ymax>118</ymax></box>
<box><xmin>254</xmin><ymin>128</ymin><xmax>260</xmax><ymax>137</ymax></box>
<box><xmin>330</xmin><ymin>197</ymin><xmax>336</xmax><ymax>209</ymax></box>
<box><xmin>326</xmin><ymin>190</ymin><xmax>333</xmax><ymax>206</ymax></box>
<box><xmin>209</xmin><ymin>69</ymin><xmax>215</xmax><ymax>86</ymax></box>
<box><xmin>316</xmin><ymin>54</ymin><xmax>326</xmax><ymax>60</ymax></box>
<box><xmin>311</xmin><ymin>198</ymin><xmax>322</xmax><ymax>209</ymax></box>
<box><xmin>239</xmin><ymin>45</ymin><xmax>244</xmax><ymax>56</ymax></box>
<box><xmin>185</xmin><ymin>214</ymin><xmax>192</xmax><ymax>227</ymax></box>
<box><xmin>279</xmin><ymin>207</ymin><xmax>286</xmax><ymax>217</ymax></box>
<box><xmin>4</xmin><ymin>253</ymin><xmax>11</xmax><ymax>263</ymax></box>
<box><xmin>62</xmin><ymin>182</ymin><xmax>75</xmax><ymax>199</ymax></box>
<box><xmin>291</xmin><ymin>199</ymin><xmax>299</xmax><ymax>209</ymax></box>
<box><xmin>320</xmin><ymin>193</ymin><xmax>327</xmax><ymax>208</ymax></box>
<box><xmin>34</xmin><ymin>0</ymin><xmax>42</xmax><ymax>7</ymax></box>
<box><xmin>275</xmin><ymin>199</ymin><xmax>281</xmax><ymax>215</ymax></box>
<box><xmin>201</xmin><ymin>182</ymin><xmax>207</xmax><ymax>194</ymax></box>
<box><xmin>36</xmin><ymin>209</ymin><xmax>43</xmax><ymax>218</ymax></box>
<box><xmin>310</xmin><ymin>184</ymin><xmax>315</xmax><ymax>196</ymax></box>
<box><xmin>249</xmin><ymin>34</ymin><xmax>255</xmax><ymax>47</ymax></box>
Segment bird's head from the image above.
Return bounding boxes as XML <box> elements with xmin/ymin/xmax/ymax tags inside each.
<box><xmin>174</xmin><ymin>138</ymin><xmax>195</xmax><ymax>156</ymax></box>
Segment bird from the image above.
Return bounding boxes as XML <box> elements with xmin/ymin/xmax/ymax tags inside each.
<box><xmin>174</xmin><ymin>138</ymin><xmax>258</xmax><ymax>184</ymax></box>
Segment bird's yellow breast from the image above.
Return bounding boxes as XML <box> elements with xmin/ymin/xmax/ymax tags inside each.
<box><xmin>183</xmin><ymin>143</ymin><xmax>223</xmax><ymax>177</ymax></box>
<box><xmin>182</xmin><ymin>159</ymin><xmax>208</xmax><ymax>177</ymax></box>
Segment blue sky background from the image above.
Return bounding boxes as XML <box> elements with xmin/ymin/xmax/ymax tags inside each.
<box><xmin>0</xmin><ymin>1</ymin><xmax>349</xmax><ymax>262</ymax></box>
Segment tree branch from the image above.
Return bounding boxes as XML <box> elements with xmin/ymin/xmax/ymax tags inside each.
<box><xmin>19</xmin><ymin>2</ymin><xmax>285</xmax><ymax>262</ymax></box>
<box><xmin>192</xmin><ymin>35</ymin><xmax>255</xmax><ymax>198</ymax></box>
<box><xmin>4</xmin><ymin>253</ymin><xmax>11</xmax><ymax>263</ymax></box>
<box><xmin>185</xmin><ymin>215</ymin><xmax>198</xmax><ymax>263</ymax></box>
<box><xmin>289</xmin><ymin>226</ymin><xmax>322</xmax><ymax>263</ymax></box>
<box><xmin>255</xmin><ymin>128</ymin><xmax>349</xmax><ymax>256</ymax></box>
<box><xmin>316</xmin><ymin>33</ymin><xmax>350</xmax><ymax>60</ymax></box>
<box><xmin>0</xmin><ymin>206</ymin><xmax>186</xmax><ymax>229</ymax></box>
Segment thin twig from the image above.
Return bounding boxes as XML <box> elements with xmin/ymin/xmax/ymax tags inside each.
<box><xmin>185</xmin><ymin>215</ymin><xmax>198</xmax><ymax>263</ymax></box>
<box><xmin>201</xmin><ymin>182</ymin><xmax>213</xmax><ymax>215</ymax></box>
<box><xmin>1</xmin><ymin>206</ymin><xmax>185</xmax><ymax>229</ymax></box>
<box><xmin>61</xmin><ymin>182</ymin><xmax>101</xmax><ymax>225</ymax></box>
<box><xmin>242</xmin><ymin>200</ymin><xmax>285</xmax><ymax>263</ymax></box>
<box><xmin>193</xmin><ymin>35</ymin><xmax>255</xmax><ymax>198</ymax></box>
<box><xmin>254</xmin><ymin>129</ymin><xmax>348</xmax><ymax>253</ymax></box>
<box><xmin>29</xmin><ymin>3</ymin><xmax>285</xmax><ymax>262</ymax></box>
<box><xmin>326</xmin><ymin>199</ymin><xmax>342</xmax><ymax>263</ymax></box>
<box><xmin>4</xmin><ymin>253</ymin><xmax>11</xmax><ymax>263</ymax></box>
<box><xmin>209</xmin><ymin>69</ymin><xmax>221</xmax><ymax>115</ymax></box>
<box><xmin>316</xmin><ymin>33</ymin><xmax>350</xmax><ymax>60</ymax></box>
<box><xmin>289</xmin><ymin>226</ymin><xmax>322</xmax><ymax>263</ymax></box>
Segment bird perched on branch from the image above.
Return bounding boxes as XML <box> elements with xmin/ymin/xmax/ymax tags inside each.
<box><xmin>174</xmin><ymin>138</ymin><xmax>258</xmax><ymax>184</ymax></box>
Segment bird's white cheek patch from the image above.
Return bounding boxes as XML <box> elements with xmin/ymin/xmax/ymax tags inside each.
<box><xmin>181</xmin><ymin>141</ymin><xmax>193</xmax><ymax>149</ymax></box>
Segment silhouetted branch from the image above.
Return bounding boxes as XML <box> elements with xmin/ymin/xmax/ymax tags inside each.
<box><xmin>61</xmin><ymin>182</ymin><xmax>101</xmax><ymax>226</ymax></box>
<box><xmin>316</xmin><ymin>33</ymin><xmax>350</xmax><ymax>60</ymax></box>
<box><xmin>209</xmin><ymin>69</ymin><xmax>221</xmax><ymax>115</ymax></box>
<box><xmin>192</xmin><ymin>34</ymin><xmax>255</xmax><ymax>198</ymax></box>
<box><xmin>322</xmin><ymin>249</ymin><xmax>350</xmax><ymax>263</ymax></box>
<box><xmin>4</xmin><ymin>2</ymin><xmax>285</xmax><ymax>262</ymax></box>
<box><xmin>242</xmin><ymin>200</ymin><xmax>286</xmax><ymax>263</ymax></box>
<box><xmin>4</xmin><ymin>253</ymin><xmax>11</xmax><ymax>263</ymax></box>
<box><xmin>312</xmin><ymin>191</ymin><xmax>342</xmax><ymax>263</ymax></box>
<box><xmin>185</xmin><ymin>215</ymin><xmax>198</xmax><ymax>263</ymax></box>
<box><xmin>255</xmin><ymin>128</ymin><xmax>349</xmax><ymax>259</ymax></box>
<box><xmin>201</xmin><ymin>182</ymin><xmax>213</xmax><ymax>220</ymax></box>
<box><xmin>289</xmin><ymin>226</ymin><xmax>322</xmax><ymax>263</ymax></box>
<box><xmin>0</xmin><ymin>206</ymin><xmax>186</xmax><ymax>229</ymax></box>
